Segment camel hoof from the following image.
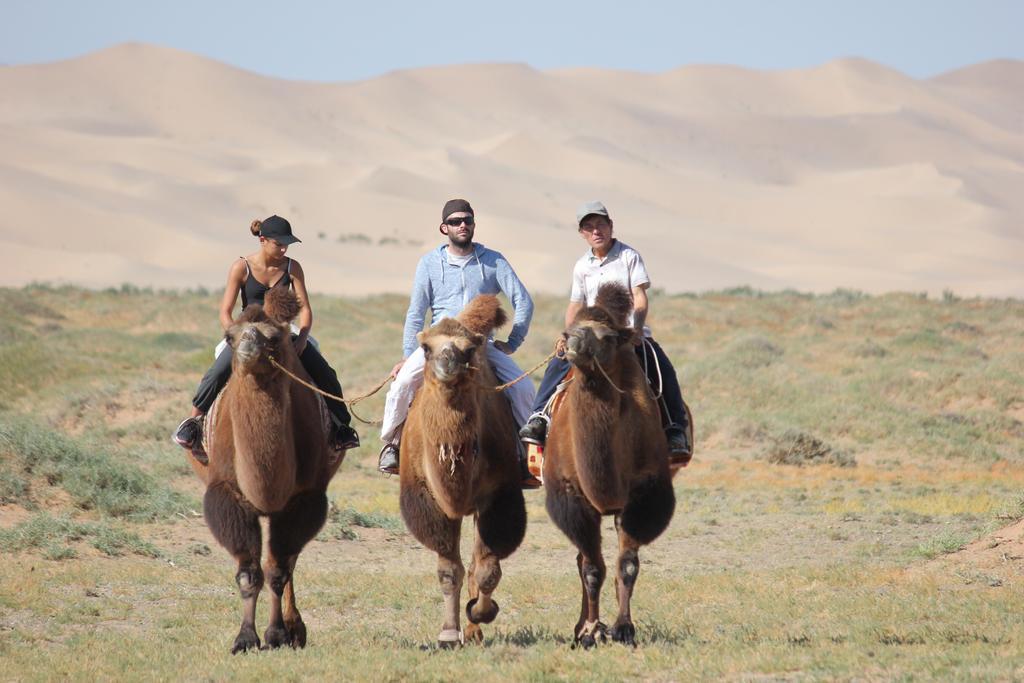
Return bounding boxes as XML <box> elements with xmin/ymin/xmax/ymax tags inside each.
<box><xmin>286</xmin><ymin>618</ymin><xmax>307</xmax><ymax>648</ymax></box>
<box><xmin>464</xmin><ymin>623</ymin><xmax>484</xmax><ymax>644</ymax></box>
<box><xmin>263</xmin><ymin>624</ymin><xmax>289</xmax><ymax>650</ymax></box>
<box><xmin>610</xmin><ymin>621</ymin><xmax>636</xmax><ymax>647</ymax></box>
<box><xmin>437</xmin><ymin>629</ymin><xmax>463</xmax><ymax>649</ymax></box>
<box><xmin>465</xmin><ymin>597</ymin><xmax>500</xmax><ymax>625</ymax></box>
<box><xmin>231</xmin><ymin>626</ymin><xmax>261</xmax><ymax>654</ymax></box>
<box><xmin>572</xmin><ymin>621</ymin><xmax>607</xmax><ymax>649</ymax></box>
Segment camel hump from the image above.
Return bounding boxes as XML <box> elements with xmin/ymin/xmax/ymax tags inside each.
<box><xmin>457</xmin><ymin>295</ymin><xmax>507</xmax><ymax>337</ymax></box>
<box><xmin>595</xmin><ymin>283</ymin><xmax>632</xmax><ymax>328</ymax></box>
<box><xmin>264</xmin><ymin>287</ymin><xmax>301</xmax><ymax>324</ymax></box>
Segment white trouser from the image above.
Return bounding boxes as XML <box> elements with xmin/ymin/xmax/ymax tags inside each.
<box><xmin>380</xmin><ymin>340</ymin><xmax>535</xmax><ymax>446</ymax></box>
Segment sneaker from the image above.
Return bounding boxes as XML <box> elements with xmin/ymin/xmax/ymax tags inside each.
<box><xmin>378</xmin><ymin>443</ymin><xmax>400</xmax><ymax>475</ymax></box>
<box><xmin>173</xmin><ymin>417</ymin><xmax>208</xmax><ymax>465</ymax></box>
<box><xmin>518</xmin><ymin>415</ymin><xmax>548</xmax><ymax>446</ymax></box>
<box><xmin>665</xmin><ymin>426</ymin><xmax>692</xmax><ymax>467</ymax></box>
<box><xmin>332</xmin><ymin>424</ymin><xmax>360</xmax><ymax>451</ymax></box>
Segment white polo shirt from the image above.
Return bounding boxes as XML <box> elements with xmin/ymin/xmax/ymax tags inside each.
<box><xmin>570</xmin><ymin>239</ymin><xmax>652</xmax><ymax>337</ymax></box>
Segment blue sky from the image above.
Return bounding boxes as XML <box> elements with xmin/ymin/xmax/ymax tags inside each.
<box><xmin>3</xmin><ymin>0</ymin><xmax>1022</xmax><ymax>81</ymax></box>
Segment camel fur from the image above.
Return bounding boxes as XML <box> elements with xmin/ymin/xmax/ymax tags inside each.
<box><xmin>399</xmin><ymin>294</ymin><xmax>527</xmax><ymax>647</ymax></box>
<box><xmin>543</xmin><ymin>282</ymin><xmax>676</xmax><ymax>648</ymax></box>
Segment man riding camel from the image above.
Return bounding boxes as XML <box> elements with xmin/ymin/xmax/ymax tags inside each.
<box><xmin>378</xmin><ymin>199</ymin><xmax>540</xmax><ymax>487</ymax></box>
<box><xmin>518</xmin><ymin>201</ymin><xmax>693</xmax><ymax>466</ymax></box>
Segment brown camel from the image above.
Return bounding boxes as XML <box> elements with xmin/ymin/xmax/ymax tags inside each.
<box><xmin>190</xmin><ymin>286</ymin><xmax>345</xmax><ymax>654</ymax></box>
<box><xmin>543</xmin><ymin>282</ymin><xmax>676</xmax><ymax>648</ymax></box>
<box><xmin>399</xmin><ymin>295</ymin><xmax>527</xmax><ymax>647</ymax></box>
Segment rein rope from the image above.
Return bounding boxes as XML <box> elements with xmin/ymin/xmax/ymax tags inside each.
<box><xmin>491</xmin><ymin>349</ymin><xmax>558</xmax><ymax>392</ymax></box>
<box><xmin>640</xmin><ymin>337</ymin><xmax>664</xmax><ymax>400</ymax></box>
<box><xmin>594</xmin><ymin>356</ymin><xmax>626</xmax><ymax>394</ymax></box>
<box><xmin>268</xmin><ymin>339</ymin><xmax>562</xmax><ymax>424</ymax></box>
<box><xmin>268</xmin><ymin>356</ymin><xmax>392</xmax><ymax>425</ymax></box>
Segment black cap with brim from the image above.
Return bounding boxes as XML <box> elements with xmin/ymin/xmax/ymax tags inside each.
<box><xmin>442</xmin><ymin>199</ymin><xmax>474</xmax><ymax>222</ymax></box>
<box><xmin>259</xmin><ymin>215</ymin><xmax>301</xmax><ymax>245</ymax></box>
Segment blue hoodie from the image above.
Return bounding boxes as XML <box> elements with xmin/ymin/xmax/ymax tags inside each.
<box><xmin>402</xmin><ymin>243</ymin><xmax>534</xmax><ymax>358</ymax></box>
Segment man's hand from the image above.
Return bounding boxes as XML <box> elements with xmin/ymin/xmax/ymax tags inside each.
<box><xmin>293</xmin><ymin>336</ymin><xmax>308</xmax><ymax>356</ymax></box>
<box><xmin>390</xmin><ymin>359</ymin><xmax>406</xmax><ymax>378</ymax></box>
<box><xmin>493</xmin><ymin>340</ymin><xmax>513</xmax><ymax>355</ymax></box>
<box><xmin>555</xmin><ymin>337</ymin><xmax>567</xmax><ymax>357</ymax></box>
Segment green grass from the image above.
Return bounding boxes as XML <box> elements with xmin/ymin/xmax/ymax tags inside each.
<box><xmin>0</xmin><ymin>413</ymin><xmax>190</xmax><ymax>520</ymax></box>
<box><xmin>0</xmin><ymin>284</ymin><xmax>1022</xmax><ymax>680</ymax></box>
<box><xmin>0</xmin><ymin>512</ymin><xmax>160</xmax><ymax>559</ymax></box>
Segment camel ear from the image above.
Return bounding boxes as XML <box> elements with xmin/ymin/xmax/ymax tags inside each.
<box><xmin>592</xmin><ymin>325</ymin><xmax>617</xmax><ymax>341</ymax></box>
<box><xmin>416</xmin><ymin>331</ymin><xmax>427</xmax><ymax>345</ymax></box>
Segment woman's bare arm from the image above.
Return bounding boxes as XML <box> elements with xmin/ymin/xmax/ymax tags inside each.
<box><xmin>289</xmin><ymin>260</ymin><xmax>313</xmax><ymax>341</ymax></box>
<box><xmin>219</xmin><ymin>260</ymin><xmax>246</xmax><ymax>331</ymax></box>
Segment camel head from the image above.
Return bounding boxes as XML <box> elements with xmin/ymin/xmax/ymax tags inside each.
<box><xmin>225</xmin><ymin>288</ymin><xmax>300</xmax><ymax>375</ymax></box>
<box><xmin>563</xmin><ymin>283</ymin><xmax>634</xmax><ymax>370</ymax></box>
<box><xmin>417</xmin><ymin>319</ymin><xmax>484</xmax><ymax>385</ymax></box>
<box><xmin>417</xmin><ymin>295</ymin><xmax>507</xmax><ymax>385</ymax></box>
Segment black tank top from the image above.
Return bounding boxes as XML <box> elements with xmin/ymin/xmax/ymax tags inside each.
<box><xmin>239</xmin><ymin>257</ymin><xmax>292</xmax><ymax>309</ymax></box>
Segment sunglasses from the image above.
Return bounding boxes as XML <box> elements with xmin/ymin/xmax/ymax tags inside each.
<box><xmin>445</xmin><ymin>216</ymin><xmax>475</xmax><ymax>227</ymax></box>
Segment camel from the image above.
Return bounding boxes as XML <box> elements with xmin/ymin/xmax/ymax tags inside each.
<box><xmin>543</xmin><ymin>283</ymin><xmax>676</xmax><ymax>648</ymax></box>
<box><xmin>399</xmin><ymin>295</ymin><xmax>527</xmax><ymax>647</ymax></box>
<box><xmin>189</xmin><ymin>286</ymin><xmax>345</xmax><ymax>654</ymax></box>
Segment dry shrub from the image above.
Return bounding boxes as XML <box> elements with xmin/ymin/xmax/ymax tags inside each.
<box><xmin>764</xmin><ymin>430</ymin><xmax>856</xmax><ymax>468</ymax></box>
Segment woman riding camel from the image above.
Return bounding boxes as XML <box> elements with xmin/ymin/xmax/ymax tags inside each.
<box><xmin>172</xmin><ymin>215</ymin><xmax>359</xmax><ymax>463</ymax></box>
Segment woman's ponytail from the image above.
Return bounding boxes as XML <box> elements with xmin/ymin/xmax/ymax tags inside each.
<box><xmin>250</xmin><ymin>219</ymin><xmax>262</xmax><ymax>237</ymax></box>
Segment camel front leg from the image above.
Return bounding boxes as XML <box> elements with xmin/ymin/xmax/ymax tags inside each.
<box><xmin>203</xmin><ymin>482</ymin><xmax>263</xmax><ymax>654</ymax></box>
<box><xmin>575</xmin><ymin>549</ymin><xmax>607</xmax><ymax>649</ymax></box>
<box><xmin>437</xmin><ymin>549</ymin><xmax>466</xmax><ymax>649</ymax></box>
<box><xmin>464</xmin><ymin>525</ymin><xmax>503</xmax><ymax>644</ymax></box>
<box><xmin>610</xmin><ymin>516</ymin><xmax>641</xmax><ymax>646</ymax></box>
<box><xmin>281</xmin><ymin>558</ymin><xmax>306</xmax><ymax>648</ymax></box>
<box><xmin>263</xmin><ymin>490</ymin><xmax>327</xmax><ymax>649</ymax></box>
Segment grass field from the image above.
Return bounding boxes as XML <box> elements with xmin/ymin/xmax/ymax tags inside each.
<box><xmin>1</xmin><ymin>284</ymin><xmax>1022</xmax><ymax>681</ymax></box>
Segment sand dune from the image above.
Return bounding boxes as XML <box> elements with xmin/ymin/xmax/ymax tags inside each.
<box><xmin>0</xmin><ymin>43</ymin><xmax>1021</xmax><ymax>297</ymax></box>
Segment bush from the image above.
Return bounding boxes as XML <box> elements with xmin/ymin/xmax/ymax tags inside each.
<box><xmin>764</xmin><ymin>430</ymin><xmax>856</xmax><ymax>468</ymax></box>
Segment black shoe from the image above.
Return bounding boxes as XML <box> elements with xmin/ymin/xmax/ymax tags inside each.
<box><xmin>173</xmin><ymin>417</ymin><xmax>208</xmax><ymax>465</ymax></box>
<box><xmin>332</xmin><ymin>424</ymin><xmax>360</xmax><ymax>451</ymax></box>
<box><xmin>378</xmin><ymin>443</ymin><xmax>400</xmax><ymax>475</ymax></box>
<box><xmin>666</xmin><ymin>425</ymin><xmax>692</xmax><ymax>467</ymax></box>
<box><xmin>518</xmin><ymin>416</ymin><xmax>548</xmax><ymax>446</ymax></box>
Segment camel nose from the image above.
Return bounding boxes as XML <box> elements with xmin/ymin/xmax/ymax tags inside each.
<box><xmin>236</xmin><ymin>326</ymin><xmax>265</xmax><ymax>359</ymax></box>
<box><xmin>564</xmin><ymin>334</ymin><xmax>583</xmax><ymax>362</ymax></box>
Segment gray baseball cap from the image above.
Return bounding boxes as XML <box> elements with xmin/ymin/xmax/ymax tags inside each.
<box><xmin>576</xmin><ymin>200</ymin><xmax>610</xmax><ymax>225</ymax></box>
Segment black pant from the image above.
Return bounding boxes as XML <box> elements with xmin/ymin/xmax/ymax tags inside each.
<box><xmin>192</xmin><ymin>339</ymin><xmax>352</xmax><ymax>427</ymax></box>
<box><xmin>530</xmin><ymin>338</ymin><xmax>689</xmax><ymax>431</ymax></box>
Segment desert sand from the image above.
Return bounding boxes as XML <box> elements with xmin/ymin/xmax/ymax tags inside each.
<box><xmin>0</xmin><ymin>44</ymin><xmax>1021</xmax><ymax>297</ymax></box>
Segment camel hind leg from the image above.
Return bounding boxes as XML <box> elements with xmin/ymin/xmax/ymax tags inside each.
<box><xmin>611</xmin><ymin>473</ymin><xmax>676</xmax><ymax>646</ymax></box>
<box><xmin>464</xmin><ymin>484</ymin><xmax>527</xmax><ymax>643</ymax></box>
<box><xmin>203</xmin><ymin>481</ymin><xmax>264</xmax><ymax>654</ymax></box>
<box><xmin>263</xmin><ymin>489</ymin><xmax>328</xmax><ymax>649</ymax></box>
<box><xmin>545</xmin><ymin>477</ymin><xmax>606</xmax><ymax>648</ymax></box>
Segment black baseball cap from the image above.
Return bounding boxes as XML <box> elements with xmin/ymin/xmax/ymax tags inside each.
<box><xmin>441</xmin><ymin>199</ymin><xmax>474</xmax><ymax>223</ymax></box>
<box><xmin>259</xmin><ymin>215</ymin><xmax>301</xmax><ymax>245</ymax></box>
